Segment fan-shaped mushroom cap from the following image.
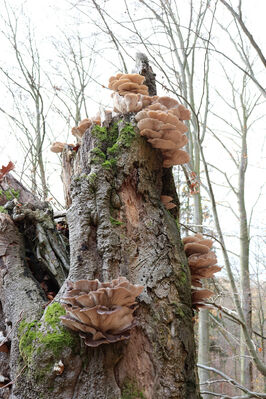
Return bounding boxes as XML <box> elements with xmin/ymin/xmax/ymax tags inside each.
<box><xmin>147</xmin><ymin>103</ymin><xmax>168</xmax><ymax>111</ymax></box>
<box><xmin>192</xmin><ymin>289</ymin><xmax>214</xmax><ymax>303</ymax></box>
<box><xmin>147</xmin><ymin>110</ymin><xmax>168</xmax><ymax>123</ymax></box>
<box><xmin>148</xmin><ymin>138</ymin><xmax>177</xmax><ymax>150</ymax></box>
<box><xmin>111</xmin><ymin>78</ymin><xmax>131</xmax><ymax>90</ymax></box>
<box><xmin>161</xmin><ymin>195</ymin><xmax>173</xmax><ymax>203</ymax></box>
<box><xmin>193</xmin><ymin>265</ymin><xmax>222</xmax><ymax>278</ymax></box>
<box><xmin>124</xmin><ymin>74</ymin><xmax>145</xmax><ymax>84</ymax></box>
<box><xmin>182</xmin><ymin>236</ymin><xmax>198</xmax><ymax>245</ymax></box>
<box><xmin>158</xmin><ymin>122</ymin><xmax>178</xmax><ymax>131</ymax></box>
<box><xmin>50</xmin><ymin>142</ymin><xmax>67</xmax><ymax>153</ymax></box>
<box><xmin>135</xmin><ymin>110</ymin><xmax>149</xmax><ymax>121</ymax></box>
<box><xmin>78</xmin><ymin>119</ymin><xmax>92</xmax><ymax>133</ymax></box>
<box><xmin>198</xmin><ymin>239</ymin><xmax>213</xmax><ymax>248</ymax></box>
<box><xmin>184</xmin><ymin>243</ymin><xmax>210</xmax><ymax>257</ymax></box>
<box><xmin>162</xmin><ymin>150</ymin><xmax>190</xmax><ymax>167</ymax></box>
<box><xmin>161</xmin><ymin>131</ymin><xmax>188</xmax><ymax>147</ymax></box>
<box><xmin>80</xmin><ymin>305</ymin><xmax>134</xmax><ymax>334</ymax></box>
<box><xmin>118</xmin><ymin>82</ymin><xmax>141</xmax><ymax>92</ymax></box>
<box><xmin>73</xmin><ymin>279</ymin><xmax>100</xmax><ymax>292</ymax></box>
<box><xmin>140</xmin><ymin>129</ymin><xmax>162</xmax><ymax>139</ymax></box>
<box><xmin>188</xmin><ymin>252</ymin><xmax>217</xmax><ymax>268</ymax></box>
<box><xmin>161</xmin><ymin>195</ymin><xmax>176</xmax><ymax>209</ymax></box>
<box><xmin>169</xmin><ymin>105</ymin><xmax>191</xmax><ymax>121</ymax></box>
<box><xmin>60</xmin><ymin>277</ymin><xmax>143</xmax><ymax>347</ymax></box>
<box><xmin>157</xmin><ymin>96</ymin><xmax>179</xmax><ymax>109</ymax></box>
<box><xmin>60</xmin><ymin>315</ymin><xmax>100</xmax><ymax>334</ymax></box>
<box><xmin>165</xmin><ymin>202</ymin><xmax>176</xmax><ymax>209</ymax></box>
<box><xmin>124</xmin><ymin>93</ymin><xmax>142</xmax><ymax>112</ymax></box>
<box><xmin>137</xmin><ymin>118</ymin><xmax>164</xmax><ymax>131</ymax></box>
<box><xmin>182</xmin><ymin>234</ymin><xmax>213</xmax><ymax>248</ymax></box>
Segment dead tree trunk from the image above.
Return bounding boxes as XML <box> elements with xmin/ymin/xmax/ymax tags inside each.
<box><xmin>0</xmin><ymin>114</ymin><xmax>200</xmax><ymax>398</ymax></box>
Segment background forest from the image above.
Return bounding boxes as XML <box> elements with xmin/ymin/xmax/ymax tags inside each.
<box><xmin>0</xmin><ymin>0</ymin><xmax>265</xmax><ymax>398</ymax></box>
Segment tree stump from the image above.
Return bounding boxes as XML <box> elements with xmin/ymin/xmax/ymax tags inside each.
<box><xmin>0</xmin><ymin>114</ymin><xmax>200</xmax><ymax>399</ymax></box>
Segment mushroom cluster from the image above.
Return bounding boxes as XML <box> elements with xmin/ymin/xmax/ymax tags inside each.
<box><xmin>108</xmin><ymin>73</ymin><xmax>149</xmax><ymax>96</ymax></box>
<box><xmin>161</xmin><ymin>195</ymin><xmax>176</xmax><ymax>210</ymax></box>
<box><xmin>136</xmin><ymin>97</ymin><xmax>190</xmax><ymax>167</ymax></box>
<box><xmin>182</xmin><ymin>233</ymin><xmax>221</xmax><ymax>310</ymax></box>
<box><xmin>50</xmin><ymin>142</ymin><xmax>75</xmax><ymax>153</ymax></box>
<box><xmin>60</xmin><ymin>277</ymin><xmax>143</xmax><ymax>347</ymax></box>
<box><xmin>71</xmin><ymin>114</ymin><xmax>101</xmax><ymax>140</ymax></box>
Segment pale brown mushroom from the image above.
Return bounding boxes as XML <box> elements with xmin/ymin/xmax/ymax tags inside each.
<box><xmin>108</xmin><ymin>73</ymin><xmax>149</xmax><ymax>97</ymax></box>
<box><xmin>157</xmin><ymin>96</ymin><xmax>179</xmax><ymax>109</ymax></box>
<box><xmin>161</xmin><ymin>195</ymin><xmax>176</xmax><ymax>210</ymax></box>
<box><xmin>124</xmin><ymin>93</ymin><xmax>143</xmax><ymax>112</ymax></box>
<box><xmin>135</xmin><ymin>110</ymin><xmax>149</xmax><ymax>121</ymax></box>
<box><xmin>161</xmin><ymin>131</ymin><xmax>188</xmax><ymax>147</ymax></box>
<box><xmin>162</xmin><ymin>150</ymin><xmax>190</xmax><ymax>167</ymax></box>
<box><xmin>72</xmin><ymin>118</ymin><xmax>92</xmax><ymax>139</ymax></box>
<box><xmin>50</xmin><ymin>142</ymin><xmax>68</xmax><ymax>153</ymax></box>
<box><xmin>147</xmin><ymin>103</ymin><xmax>168</xmax><ymax>111</ymax></box>
<box><xmin>137</xmin><ymin>118</ymin><xmax>164</xmax><ymax>131</ymax></box>
<box><xmin>184</xmin><ymin>243</ymin><xmax>210</xmax><ymax>257</ymax></box>
<box><xmin>148</xmin><ymin>138</ymin><xmax>177</xmax><ymax>150</ymax></box>
<box><xmin>60</xmin><ymin>277</ymin><xmax>143</xmax><ymax>347</ymax></box>
<box><xmin>168</xmin><ymin>105</ymin><xmax>191</xmax><ymax>121</ymax></box>
<box><xmin>139</xmin><ymin>129</ymin><xmax>162</xmax><ymax>139</ymax></box>
<box><xmin>182</xmin><ymin>233</ymin><xmax>221</xmax><ymax>309</ymax></box>
<box><xmin>188</xmin><ymin>252</ymin><xmax>217</xmax><ymax>268</ymax></box>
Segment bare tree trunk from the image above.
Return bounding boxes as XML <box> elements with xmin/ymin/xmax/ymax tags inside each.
<box><xmin>239</xmin><ymin>128</ymin><xmax>253</xmax><ymax>390</ymax></box>
<box><xmin>0</xmin><ymin>116</ymin><xmax>200</xmax><ymax>398</ymax></box>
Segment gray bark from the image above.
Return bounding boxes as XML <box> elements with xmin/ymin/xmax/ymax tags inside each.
<box><xmin>0</xmin><ymin>115</ymin><xmax>200</xmax><ymax>398</ymax></box>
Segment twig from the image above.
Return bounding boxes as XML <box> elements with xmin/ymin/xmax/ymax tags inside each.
<box><xmin>0</xmin><ymin>365</ymin><xmax>27</xmax><ymax>390</ymax></box>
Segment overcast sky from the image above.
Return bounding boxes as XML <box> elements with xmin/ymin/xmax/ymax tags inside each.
<box><xmin>0</xmin><ymin>0</ymin><xmax>265</xmax><ymax>278</ymax></box>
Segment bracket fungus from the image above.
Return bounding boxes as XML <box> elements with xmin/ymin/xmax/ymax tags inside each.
<box><xmin>50</xmin><ymin>142</ymin><xmax>74</xmax><ymax>153</ymax></box>
<box><xmin>182</xmin><ymin>233</ymin><xmax>221</xmax><ymax>310</ymax></box>
<box><xmin>60</xmin><ymin>277</ymin><xmax>143</xmax><ymax>347</ymax></box>
<box><xmin>107</xmin><ymin>71</ymin><xmax>191</xmax><ymax>167</ymax></box>
<box><xmin>71</xmin><ymin>115</ymin><xmax>101</xmax><ymax>140</ymax></box>
<box><xmin>108</xmin><ymin>73</ymin><xmax>149</xmax><ymax>96</ymax></box>
<box><xmin>136</xmin><ymin>106</ymin><xmax>190</xmax><ymax>168</ymax></box>
<box><xmin>161</xmin><ymin>195</ymin><xmax>176</xmax><ymax>210</ymax></box>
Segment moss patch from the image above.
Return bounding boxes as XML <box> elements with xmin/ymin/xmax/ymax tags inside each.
<box><xmin>121</xmin><ymin>380</ymin><xmax>145</xmax><ymax>399</ymax></box>
<box><xmin>0</xmin><ymin>188</ymin><xmax>20</xmax><ymax>201</ymax></box>
<box><xmin>18</xmin><ymin>302</ymin><xmax>79</xmax><ymax>367</ymax></box>
<box><xmin>110</xmin><ymin>216</ymin><xmax>124</xmax><ymax>226</ymax></box>
<box><xmin>90</xmin><ymin>121</ymin><xmax>136</xmax><ymax>171</ymax></box>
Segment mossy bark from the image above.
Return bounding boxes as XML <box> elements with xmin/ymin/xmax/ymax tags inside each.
<box><xmin>0</xmin><ymin>115</ymin><xmax>200</xmax><ymax>399</ymax></box>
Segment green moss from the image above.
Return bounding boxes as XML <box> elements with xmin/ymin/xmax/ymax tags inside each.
<box><xmin>91</xmin><ymin>147</ymin><xmax>106</xmax><ymax>160</ymax></box>
<box><xmin>0</xmin><ymin>206</ymin><xmax>8</xmax><ymax>214</ymax></box>
<box><xmin>91</xmin><ymin>125</ymin><xmax>109</xmax><ymax>142</ymax></box>
<box><xmin>107</xmin><ymin>142</ymin><xmax>119</xmax><ymax>156</ymax></box>
<box><xmin>110</xmin><ymin>216</ymin><xmax>124</xmax><ymax>226</ymax></box>
<box><xmin>0</xmin><ymin>188</ymin><xmax>20</xmax><ymax>201</ymax></box>
<box><xmin>117</xmin><ymin>123</ymin><xmax>136</xmax><ymax>148</ymax></box>
<box><xmin>102</xmin><ymin>159</ymin><xmax>117</xmax><ymax>169</ymax></box>
<box><xmin>18</xmin><ymin>303</ymin><xmax>79</xmax><ymax>367</ymax></box>
<box><xmin>121</xmin><ymin>380</ymin><xmax>145</xmax><ymax>399</ymax></box>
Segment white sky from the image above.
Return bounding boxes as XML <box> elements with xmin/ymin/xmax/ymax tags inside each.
<box><xmin>0</xmin><ymin>0</ymin><xmax>265</xmax><ymax>279</ymax></box>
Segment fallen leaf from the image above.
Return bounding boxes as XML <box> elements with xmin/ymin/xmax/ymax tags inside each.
<box><xmin>0</xmin><ymin>161</ymin><xmax>15</xmax><ymax>181</ymax></box>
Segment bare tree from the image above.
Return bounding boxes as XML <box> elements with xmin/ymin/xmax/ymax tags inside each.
<box><xmin>0</xmin><ymin>3</ymin><xmax>50</xmax><ymax>199</ymax></box>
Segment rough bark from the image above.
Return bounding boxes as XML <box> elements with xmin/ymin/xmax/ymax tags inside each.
<box><xmin>0</xmin><ymin>115</ymin><xmax>200</xmax><ymax>398</ymax></box>
<box><xmin>134</xmin><ymin>52</ymin><xmax>157</xmax><ymax>96</ymax></box>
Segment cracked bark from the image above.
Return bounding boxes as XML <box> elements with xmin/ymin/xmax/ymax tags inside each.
<box><xmin>0</xmin><ymin>115</ymin><xmax>200</xmax><ymax>399</ymax></box>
